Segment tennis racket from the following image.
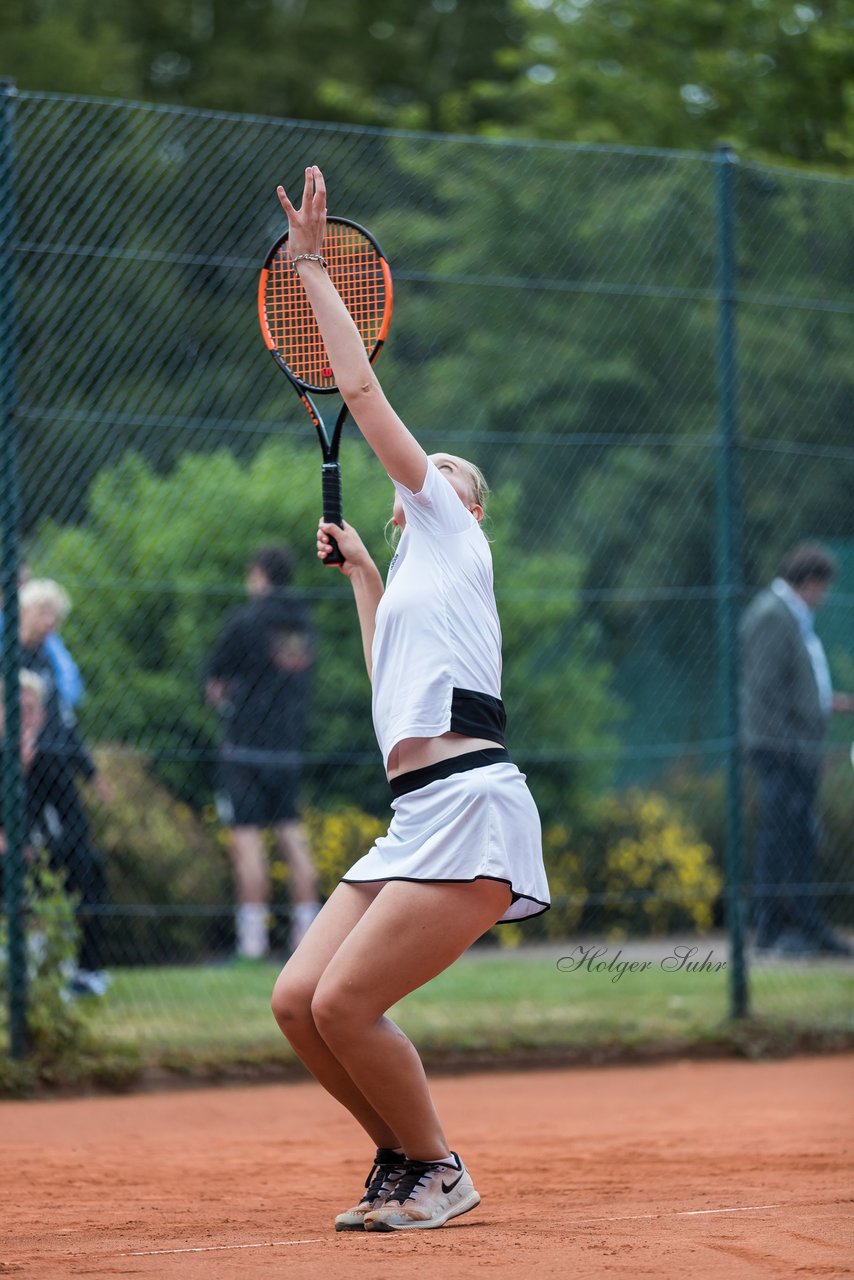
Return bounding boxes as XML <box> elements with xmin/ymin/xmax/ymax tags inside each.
<box><xmin>258</xmin><ymin>216</ymin><xmax>393</xmax><ymax>565</ymax></box>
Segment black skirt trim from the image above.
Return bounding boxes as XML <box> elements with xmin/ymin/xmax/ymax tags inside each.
<box><xmin>339</xmin><ymin>872</ymin><xmax>551</xmax><ymax>921</ymax></box>
<box><xmin>450</xmin><ymin>687</ymin><xmax>506</xmax><ymax>744</ymax></box>
<box><xmin>389</xmin><ymin>747</ymin><xmax>510</xmax><ymax>799</ymax></box>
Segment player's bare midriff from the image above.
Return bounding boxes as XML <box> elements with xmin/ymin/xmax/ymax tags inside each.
<box><xmin>386</xmin><ymin>732</ymin><xmax>504</xmax><ymax>780</ymax></box>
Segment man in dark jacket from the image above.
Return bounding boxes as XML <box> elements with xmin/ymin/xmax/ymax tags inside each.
<box><xmin>205</xmin><ymin>547</ymin><xmax>319</xmax><ymax>960</ymax></box>
<box><xmin>741</xmin><ymin>543</ymin><xmax>854</xmax><ymax>956</ymax></box>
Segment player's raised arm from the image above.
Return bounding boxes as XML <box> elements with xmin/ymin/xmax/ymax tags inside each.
<box><xmin>277</xmin><ymin>167</ymin><xmax>428</xmax><ymax>493</ymax></box>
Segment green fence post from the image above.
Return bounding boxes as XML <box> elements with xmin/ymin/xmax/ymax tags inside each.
<box><xmin>0</xmin><ymin>78</ymin><xmax>28</xmax><ymax>1058</ymax></box>
<box><xmin>714</xmin><ymin>143</ymin><xmax>748</xmax><ymax>1019</ymax></box>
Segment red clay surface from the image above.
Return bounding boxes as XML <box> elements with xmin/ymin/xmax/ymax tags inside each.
<box><xmin>2</xmin><ymin>1055</ymin><xmax>852</xmax><ymax>1279</ymax></box>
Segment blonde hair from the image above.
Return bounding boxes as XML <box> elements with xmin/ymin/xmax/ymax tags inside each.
<box><xmin>385</xmin><ymin>454</ymin><xmax>490</xmax><ymax>551</ymax></box>
<box><xmin>430</xmin><ymin>453</ymin><xmax>489</xmax><ymax>509</ymax></box>
<box><xmin>19</xmin><ymin>578</ymin><xmax>72</xmax><ymax>622</ymax></box>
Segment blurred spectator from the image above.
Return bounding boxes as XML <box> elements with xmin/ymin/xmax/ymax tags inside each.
<box><xmin>0</xmin><ymin>563</ymin><xmax>84</xmax><ymax>709</ymax></box>
<box><xmin>16</xmin><ymin>580</ymin><xmax>113</xmax><ymax>996</ymax></box>
<box><xmin>205</xmin><ymin>547</ymin><xmax>320</xmax><ymax>959</ymax></box>
<box><xmin>0</xmin><ymin>668</ymin><xmax>50</xmax><ymax>832</ymax></box>
<box><xmin>0</xmin><ymin>669</ymin><xmax>105</xmax><ymax>995</ymax></box>
<box><xmin>0</xmin><ymin>671</ymin><xmax>47</xmax><ymax>912</ymax></box>
<box><xmin>741</xmin><ymin>542</ymin><xmax>854</xmax><ymax>957</ymax></box>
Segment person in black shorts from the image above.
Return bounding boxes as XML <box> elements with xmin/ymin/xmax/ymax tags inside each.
<box><xmin>205</xmin><ymin>546</ymin><xmax>320</xmax><ymax>958</ymax></box>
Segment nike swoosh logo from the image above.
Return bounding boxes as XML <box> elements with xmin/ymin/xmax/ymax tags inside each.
<box><xmin>441</xmin><ymin>1172</ymin><xmax>464</xmax><ymax>1194</ymax></box>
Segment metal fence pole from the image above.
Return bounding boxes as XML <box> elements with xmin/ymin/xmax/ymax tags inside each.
<box><xmin>0</xmin><ymin>78</ymin><xmax>28</xmax><ymax>1058</ymax></box>
<box><xmin>713</xmin><ymin>142</ymin><xmax>748</xmax><ymax>1019</ymax></box>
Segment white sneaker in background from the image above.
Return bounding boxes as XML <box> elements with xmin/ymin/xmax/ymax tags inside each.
<box><xmin>67</xmin><ymin>969</ymin><xmax>111</xmax><ymax>999</ymax></box>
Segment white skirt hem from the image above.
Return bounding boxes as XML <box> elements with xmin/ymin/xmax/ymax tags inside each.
<box><xmin>340</xmin><ymin>761</ymin><xmax>550</xmax><ymax>924</ymax></box>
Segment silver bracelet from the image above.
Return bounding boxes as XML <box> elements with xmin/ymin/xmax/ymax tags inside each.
<box><xmin>291</xmin><ymin>252</ymin><xmax>328</xmax><ymax>270</ymax></box>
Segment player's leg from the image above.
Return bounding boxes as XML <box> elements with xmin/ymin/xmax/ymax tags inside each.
<box><xmin>310</xmin><ymin>877</ymin><xmax>510</xmax><ymax>1229</ymax></box>
<box><xmin>271</xmin><ymin>879</ymin><xmax>399</xmax><ymax>1145</ymax></box>
<box><xmin>274</xmin><ymin>876</ymin><xmax>509</xmax><ymax>1231</ymax></box>
<box><xmin>272</xmin><ymin>880</ymin><xmax>412</xmax><ymax>1230</ymax></box>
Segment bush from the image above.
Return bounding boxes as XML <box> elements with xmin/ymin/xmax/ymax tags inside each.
<box><xmin>666</xmin><ymin>753</ymin><xmax>854</xmax><ymax>930</ymax></box>
<box><xmin>84</xmin><ymin>746</ymin><xmax>232</xmax><ymax>965</ymax></box>
<box><xmin>296</xmin><ymin>806</ymin><xmax>386</xmax><ymax>900</ymax></box>
<box><xmin>0</xmin><ymin>848</ymin><xmax>91</xmax><ymax>1062</ymax></box>
<box><xmin>541</xmin><ymin>787</ymin><xmax>723</xmax><ymax>939</ymax></box>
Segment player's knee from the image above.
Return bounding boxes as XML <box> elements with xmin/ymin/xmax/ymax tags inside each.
<box><xmin>270</xmin><ymin>972</ymin><xmax>315</xmax><ymax>1036</ymax></box>
<box><xmin>309</xmin><ymin>981</ymin><xmax>361</xmax><ymax>1046</ymax></box>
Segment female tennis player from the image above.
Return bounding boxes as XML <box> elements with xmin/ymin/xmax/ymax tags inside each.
<box><xmin>270</xmin><ymin>166</ymin><xmax>550</xmax><ymax>1233</ymax></box>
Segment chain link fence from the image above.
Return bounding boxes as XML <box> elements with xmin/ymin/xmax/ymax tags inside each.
<box><xmin>2</xmin><ymin>89</ymin><xmax>853</xmax><ymax>1068</ymax></box>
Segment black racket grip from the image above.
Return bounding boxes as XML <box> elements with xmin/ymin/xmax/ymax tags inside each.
<box><xmin>321</xmin><ymin>462</ymin><xmax>345</xmax><ymax>566</ymax></box>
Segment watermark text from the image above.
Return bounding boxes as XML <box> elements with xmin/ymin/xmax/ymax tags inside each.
<box><xmin>556</xmin><ymin>944</ymin><xmax>727</xmax><ymax>983</ymax></box>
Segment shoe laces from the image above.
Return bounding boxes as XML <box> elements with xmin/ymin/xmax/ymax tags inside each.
<box><xmin>363</xmin><ymin>1150</ymin><xmax>404</xmax><ymax>1204</ymax></box>
<box><xmin>385</xmin><ymin>1157</ymin><xmax>453</xmax><ymax>1205</ymax></box>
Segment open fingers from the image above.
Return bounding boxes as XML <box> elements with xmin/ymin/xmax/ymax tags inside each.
<box><xmin>311</xmin><ymin>165</ymin><xmax>326</xmax><ymax>210</ymax></box>
<box><xmin>277</xmin><ymin>165</ymin><xmax>326</xmax><ymax>220</ymax></box>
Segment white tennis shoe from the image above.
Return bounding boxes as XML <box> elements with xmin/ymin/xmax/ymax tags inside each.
<box><xmin>334</xmin><ymin>1148</ymin><xmax>407</xmax><ymax>1231</ymax></box>
<box><xmin>363</xmin><ymin>1152</ymin><xmax>480</xmax><ymax>1231</ymax></box>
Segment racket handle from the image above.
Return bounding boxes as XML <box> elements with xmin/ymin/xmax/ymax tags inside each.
<box><xmin>321</xmin><ymin>462</ymin><xmax>345</xmax><ymax>566</ymax></box>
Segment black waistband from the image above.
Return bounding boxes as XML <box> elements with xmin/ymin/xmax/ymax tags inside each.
<box><xmin>389</xmin><ymin>747</ymin><xmax>511</xmax><ymax>798</ymax></box>
<box><xmin>449</xmin><ymin>688</ymin><xmax>506</xmax><ymax>744</ymax></box>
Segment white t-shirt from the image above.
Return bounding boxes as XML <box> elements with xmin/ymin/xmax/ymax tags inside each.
<box><xmin>371</xmin><ymin>460</ymin><xmax>504</xmax><ymax>768</ymax></box>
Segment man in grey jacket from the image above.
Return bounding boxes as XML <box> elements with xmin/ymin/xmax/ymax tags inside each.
<box><xmin>741</xmin><ymin>542</ymin><xmax>853</xmax><ymax>956</ymax></box>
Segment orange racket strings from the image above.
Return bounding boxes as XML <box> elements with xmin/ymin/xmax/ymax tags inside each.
<box><xmin>263</xmin><ymin>222</ymin><xmax>390</xmax><ymax>390</ymax></box>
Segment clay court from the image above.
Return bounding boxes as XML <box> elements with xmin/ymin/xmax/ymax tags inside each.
<box><xmin>2</xmin><ymin>1053</ymin><xmax>852</xmax><ymax>1279</ymax></box>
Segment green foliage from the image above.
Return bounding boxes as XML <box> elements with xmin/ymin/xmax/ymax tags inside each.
<box><xmin>543</xmin><ymin>787</ymin><xmax>723</xmax><ymax>939</ymax></box>
<box><xmin>2</xmin><ymin>0</ymin><xmax>851</xmax><ymax>168</ymax></box>
<box><xmin>83</xmin><ymin>747</ymin><xmax>232</xmax><ymax>964</ymax></box>
<box><xmin>496</xmin><ymin>0</ymin><xmax>854</xmax><ymax>169</ymax></box>
<box><xmin>32</xmin><ymin>440</ymin><xmax>619</xmax><ymax>823</ymax></box>
<box><xmin>297</xmin><ymin>806</ymin><xmax>387</xmax><ymax>901</ymax></box>
<box><xmin>666</xmin><ymin>755</ymin><xmax>854</xmax><ymax>929</ymax></box>
<box><xmin>0</xmin><ymin>0</ymin><xmax>523</xmax><ymax>131</ymax></box>
<box><xmin>0</xmin><ymin>853</ymin><xmax>144</xmax><ymax>1091</ymax></box>
<box><xmin>0</xmin><ymin>849</ymin><xmax>90</xmax><ymax>1060</ymax></box>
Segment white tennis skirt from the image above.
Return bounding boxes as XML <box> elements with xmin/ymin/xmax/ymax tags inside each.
<box><xmin>341</xmin><ymin>750</ymin><xmax>550</xmax><ymax>923</ymax></box>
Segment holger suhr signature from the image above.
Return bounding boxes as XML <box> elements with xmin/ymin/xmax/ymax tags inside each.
<box><xmin>556</xmin><ymin>944</ymin><xmax>727</xmax><ymax>984</ymax></box>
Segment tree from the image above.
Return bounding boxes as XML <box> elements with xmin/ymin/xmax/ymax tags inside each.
<box><xmin>3</xmin><ymin>1</ymin><xmax>851</xmax><ymax>169</ymax></box>
<box><xmin>485</xmin><ymin>0</ymin><xmax>854</xmax><ymax>169</ymax></box>
<box><xmin>0</xmin><ymin>0</ymin><xmax>524</xmax><ymax>131</ymax></box>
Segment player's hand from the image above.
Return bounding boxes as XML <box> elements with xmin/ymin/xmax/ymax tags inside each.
<box><xmin>317</xmin><ymin>518</ymin><xmax>371</xmax><ymax>576</ymax></box>
<box><xmin>277</xmin><ymin>166</ymin><xmax>326</xmax><ymax>262</ymax></box>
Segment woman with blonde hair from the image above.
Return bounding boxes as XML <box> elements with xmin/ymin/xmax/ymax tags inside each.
<box><xmin>17</xmin><ymin>579</ymin><xmax>111</xmax><ymax>997</ymax></box>
<box><xmin>270</xmin><ymin>168</ymin><xmax>549</xmax><ymax>1233</ymax></box>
